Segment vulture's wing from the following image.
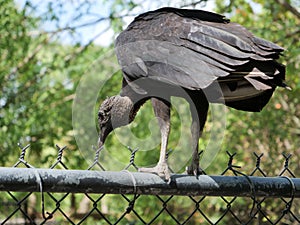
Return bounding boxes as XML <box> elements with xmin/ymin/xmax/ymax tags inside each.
<box><xmin>115</xmin><ymin>7</ymin><xmax>286</xmax><ymax>110</ymax></box>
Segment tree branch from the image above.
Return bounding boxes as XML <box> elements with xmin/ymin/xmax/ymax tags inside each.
<box><xmin>180</xmin><ymin>0</ymin><xmax>208</xmax><ymax>8</ymax></box>
<box><xmin>4</xmin><ymin>34</ymin><xmax>52</xmax><ymax>82</ymax></box>
<box><xmin>275</xmin><ymin>0</ymin><xmax>300</xmax><ymax>20</ymax></box>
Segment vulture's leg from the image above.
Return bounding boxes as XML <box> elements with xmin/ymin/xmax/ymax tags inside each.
<box><xmin>186</xmin><ymin>92</ymin><xmax>209</xmax><ymax>176</ymax></box>
<box><xmin>138</xmin><ymin>97</ymin><xmax>171</xmax><ymax>181</ymax></box>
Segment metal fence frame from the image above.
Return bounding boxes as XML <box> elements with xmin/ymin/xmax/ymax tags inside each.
<box><xmin>0</xmin><ymin>168</ymin><xmax>299</xmax><ymax>198</ymax></box>
<box><xmin>0</xmin><ymin>144</ymin><xmax>300</xmax><ymax>224</ymax></box>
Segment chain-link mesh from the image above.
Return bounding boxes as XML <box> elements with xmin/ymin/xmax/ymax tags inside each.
<box><xmin>0</xmin><ymin>144</ymin><xmax>300</xmax><ymax>225</ymax></box>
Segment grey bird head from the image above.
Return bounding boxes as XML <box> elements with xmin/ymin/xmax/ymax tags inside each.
<box><xmin>98</xmin><ymin>95</ymin><xmax>134</xmax><ymax>148</ymax></box>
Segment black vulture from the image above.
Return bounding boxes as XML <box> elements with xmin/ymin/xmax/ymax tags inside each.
<box><xmin>98</xmin><ymin>7</ymin><xmax>288</xmax><ymax>180</ymax></box>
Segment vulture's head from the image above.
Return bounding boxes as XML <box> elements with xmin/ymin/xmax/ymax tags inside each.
<box><xmin>98</xmin><ymin>95</ymin><xmax>134</xmax><ymax>147</ymax></box>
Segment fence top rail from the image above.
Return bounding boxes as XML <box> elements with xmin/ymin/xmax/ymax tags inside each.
<box><xmin>0</xmin><ymin>167</ymin><xmax>298</xmax><ymax>197</ymax></box>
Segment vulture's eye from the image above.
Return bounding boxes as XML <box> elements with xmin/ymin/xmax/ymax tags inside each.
<box><xmin>98</xmin><ymin>111</ymin><xmax>104</xmax><ymax>121</ymax></box>
<box><xmin>98</xmin><ymin>111</ymin><xmax>110</xmax><ymax>124</ymax></box>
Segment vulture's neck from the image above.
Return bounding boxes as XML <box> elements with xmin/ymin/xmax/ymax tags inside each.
<box><xmin>120</xmin><ymin>83</ymin><xmax>149</xmax><ymax>123</ymax></box>
<box><xmin>129</xmin><ymin>97</ymin><xmax>148</xmax><ymax>123</ymax></box>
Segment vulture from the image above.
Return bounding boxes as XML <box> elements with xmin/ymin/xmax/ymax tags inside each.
<box><xmin>98</xmin><ymin>7</ymin><xmax>287</xmax><ymax>181</ymax></box>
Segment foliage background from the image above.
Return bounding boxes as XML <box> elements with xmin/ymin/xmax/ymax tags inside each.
<box><xmin>0</xmin><ymin>0</ymin><xmax>299</xmax><ymax>223</ymax></box>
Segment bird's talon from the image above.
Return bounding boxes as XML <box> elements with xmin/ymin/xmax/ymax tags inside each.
<box><xmin>186</xmin><ymin>165</ymin><xmax>203</xmax><ymax>177</ymax></box>
<box><xmin>139</xmin><ymin>163</ymin><xmax>171</xmax><ymax>182</ymax></box>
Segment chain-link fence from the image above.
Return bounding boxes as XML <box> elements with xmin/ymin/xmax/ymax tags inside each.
<box><xmin>0</xmin><ymin>144</ymin><xmax>300</xmax><ymax>225</ymax></box>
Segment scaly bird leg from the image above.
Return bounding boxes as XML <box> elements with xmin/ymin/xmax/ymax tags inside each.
<box><xmin>186</xmin><ymin>118</ymin><xmax>203</xmax><ymax>176</ymax></box>
<box><xmin>139</xmin><ymin>98</ymin><xmax>171</xmax><ymax>181</ymax></box>
<box><xmin>186</xmin><ymin>92</ymin><xmax>208</xmax><ymax>177</ymax></box>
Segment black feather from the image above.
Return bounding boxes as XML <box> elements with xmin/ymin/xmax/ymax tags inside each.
<box><xmin>115</xmin><ymin>7</ymin><xmax>286</xmax><ymax>112</ymax></box>
<box><xmin>134</xmin><ymin>7</ymin><xmax>230</xmax><ymax>23</ymax></box>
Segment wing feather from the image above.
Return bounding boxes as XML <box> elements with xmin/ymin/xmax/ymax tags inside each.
<box><xmin>116</xmin><ymin>40</ymin><xmax>228</xmax><ymax>89</ymax></box>
<box><xmin>115</xmin><ymin>8</ymin><xmax>285</xmax><ymax>93</ymax></box>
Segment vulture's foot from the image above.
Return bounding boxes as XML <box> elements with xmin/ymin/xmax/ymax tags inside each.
<box><xmin>139</xmin><ymin>162</ymin><xmax>171</xmax><ymax>182</ymax></box>
<box><xmin>186</xmin><ymin>163</ymin><xmax>203</xmax><ymax>177</ymax></box>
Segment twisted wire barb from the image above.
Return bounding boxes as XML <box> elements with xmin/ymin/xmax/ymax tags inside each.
<box><xmin>18</xmin><ymin>143</ymin><xmax>30</xmax><ymax>161</ymax></box>
<box><xmin>124</xmin><ymin>146</ymin><xmax>139</xmax><ymax>170</ymax></box>
<box><xmin>280</xmin><ymin>153</ymin><xmax>296</xmax><ymax>177</ymax></box>
<box><xmin>251</xmin><ymin>152</ymin><xmax>267</xmax><ymax>176</ymax></box>
<box><xmin>50</xmin><ymin>145</ymin><xmax>67</xmax><ymax>169</ymax></box>
<box><xmin>220</xmin><ymin>151</ymin><xmax>241</xmax><ymax>175</ymax></box>
<box><xmin>88</xmin><ymin>145</ymin><xmax>105</xmax><ymax>170</ymax></box>
<box><xmin>14</xmin><ymin>143</ymin><xmax>32</xmax><ymax>168</ymax></box>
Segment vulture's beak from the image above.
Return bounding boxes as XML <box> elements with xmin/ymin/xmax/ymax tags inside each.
<box><xmin>98</xmin><ymin>125</ymin><xmax>113</xmax><ymax>148</ymax></box>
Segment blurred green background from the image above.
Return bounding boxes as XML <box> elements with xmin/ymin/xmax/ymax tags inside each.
<box><xmin>0</xmin><ymin>0</ymin><xmax>299</xmax><ymax>223</ymax></box>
